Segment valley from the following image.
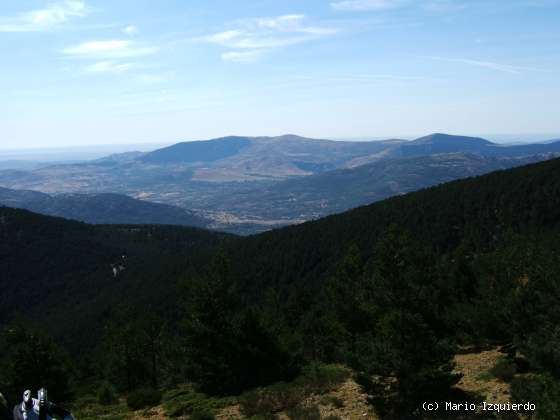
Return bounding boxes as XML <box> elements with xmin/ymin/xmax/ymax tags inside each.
<box><xmin>0</xmin><ymin>133</ymin><xmax>559</xmax><ymax>234</ymax></box>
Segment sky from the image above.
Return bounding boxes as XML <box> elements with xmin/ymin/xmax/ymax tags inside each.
<box><xmin>1</xmin><ymin>0</ymin><xmax>559</xmax><ymax>149</ymax></box>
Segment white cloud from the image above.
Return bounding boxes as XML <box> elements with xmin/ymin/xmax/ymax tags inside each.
<box><xmin>136</xmin><ymin>74</ymin><xmax>166</xmax><ymax>84</ymax></box>
<box><xmin>122</xmin><ymin>25</ymin><xmax>138</xmax><ymax>36</ymax></box>
<box><xmin>221</xmin><ymin>50</ymin><xmax>264</xmax><ymax>62</ymax></box>
<box><xmin>85</xmin><ymin>61</ymin><xmax>136</xmax><ymax>74</ymax></box>
<box><xmin>256</xmin><ymin>14</ymin><xmax>306</xmax><ymax>30</ymax></box>
<box><xmin>424</xmin><ymin>56</ymin><xmax>540</xmax><ymax>74</ymax></box>
<box><xmin>0</xmin><ymin>1</ymin><xmax>89</xmax><ymax>32</ymax></box>
<box><xmin>331</xmin><ymin>0</ymin><xmax>408</xmax><ymax>11</ymax></box>
<box><xmin>198</xmin><ymin>14</ymin><xmax>337</xmax><ymax>60</ymax></box>
<box><xmin>63</xmin><ymin>40</ymin><xmax>157</xmax><ymax>59</ymax></box>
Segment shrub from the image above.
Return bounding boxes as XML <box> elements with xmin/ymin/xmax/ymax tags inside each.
<box><xmin>97</xmin><ymin>382</ymin><xmax>117</xmax><ymax>405</ymax></box>
<box><xmin>286</xmin><ymin>404</ymin><xmax>321</xmax><ymax>420</ymax></box>
<box><xmin>240</xmin><ymin>382</ymin><xmax>300</xmax><ymax>417</ymax></box>
<box><xmin>190</xmin><ymin>408</ymin><xmax>216</xmax><ymax>420</ymax></box>
<box><xmin>239</xmin><ymin>364</ymin><xmax>349</xmax><ymax>419</ymax></box>
<box><xmin>511</xmin><ymin>374</ymin><xmax>560</xmax><ymax>418</ymax></box>
<box><xmin>475</xmin><ymin>371</ymin><xmax>494</xmax><ymax>382</ymax></box>
<box><xmin>162</xmin><ymin>387</ymin><xmax>234</xmax><ymax>418</ymax></box>
<box><xmin>126</xmin><ymin>388</ymin><xmax>162</xmax><ymax>410</ymax></box>
<box><xmin>490</xmin><ymin>357</ymin><xmax>517</xmax><ymax>382</ymax></box>
<box><xmin>320</xmin><ymin>395</ymin><xmax>344</xmax><ymax>408</ymax></box>
<box><xmin>295</xmin><ymin>364</ymin><xmax>350</xmax><ymax>394</ymax></box>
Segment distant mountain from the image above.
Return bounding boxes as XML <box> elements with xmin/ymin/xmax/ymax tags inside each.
<box><xmin>483</xmin><ymin>140</ymin><xmax>560</xmax><ymax>157</ymax></box>
<box><xmin>0</xmin><ymin>160</ymin><xmax>86</xmax><ymax>171</ymax></box>
<box><xmin>94</xmin><ymin>151</ymin><xmax>145</xmax><ymax>165</ymax></box>
<box><xmin>400</xmin><ymin>133</ymin><xmax>493</xmax><ymax>156</ymax></box>
<box><xmin>1</xmin><ymin>133</ymin><xmax>560</xmax><ymax>233</ymax></box>
<box><xmin>139</xmin><ymin>134</ymin><xmax>404</xmax><ymax>179</ymax></box>
<box><xmin>0</xmin><ymin>187</ymin><xmax>210</xmax><ymax>228</ymax></box>
<box><xmin>139</xmin><ymin>136</ymin><xmax>252</xmax><ymax>164</ymax></box>
<box><xmin>400</xmin><ymin>133</ymin><xmax>560</xmax><ymax>158</ymax></box>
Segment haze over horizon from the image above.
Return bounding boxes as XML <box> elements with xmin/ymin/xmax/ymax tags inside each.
<box><xmin>2</xmin><ymin>0</ymin><xmax>559</xmax><ymax>149</ymax></box>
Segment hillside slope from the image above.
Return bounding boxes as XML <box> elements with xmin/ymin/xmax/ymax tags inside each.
<box><xmin>226</xmin><ymin>157</ymin><xmax>560</xmax><ymax>293</ymax></box>
<box><xmin>0</xmin><ymin>187</ymin><xmax>210</xmax><ymax>228</ymax></box>
<box><xmin>0</xmin><ymin>207</ymin><xmax>229</xmax><ymax>348</ymax></box>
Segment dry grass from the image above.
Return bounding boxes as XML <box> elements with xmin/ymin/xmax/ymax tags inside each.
<box><xmin>453</xmin><ymin>348</ymin><xmax>512</xmax><ymax>403</ymax></box>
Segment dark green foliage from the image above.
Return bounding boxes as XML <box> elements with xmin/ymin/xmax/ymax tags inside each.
<box><xmin>511</xmin><ymin>375</ymin><xmax>560</xmax><ymax>419</ymax></box>
<box><xmin>0</xmin><ymin>325</ymin><xmax>72</xmax><ymax>404</ymax></box>
<box><xmin>97</xmin><ymin>382</ymin><xmax>117</xmax><ymax>405</ymax></box>
<box><xmin>323</xmin><ymin>228</ymin><xmax>460</xmax><ymax>415</ymax></box>
<box><xmin>0</xmin><ymin>392</ymin><xmax>10</xmax><ymax>420</ymax></box>
<box><xmin>126</xmin><ymin>388</ymin><xmax>162</xmax><ymax>410</ymax></box>
<box><xmin>286</xmin><ymin>404</ymin><xmax>321</xmax><ymax>420</ymax></box>
<box><xmin>190</xmin><ymin>408</ymin><xmax>216</xmax><ymax>420</ymax></box>
<box><xmin>97</xmin><ymin>308</ymin><xmax>169</xmax><ymax>392</ymax></box>
<box><xmin>0</xmin><ymin>207</ymin><xmax>229</xmax><ymax>354</ymax></box>
<box><xmin>296</xmin><ymin>364</ymin><xmax>350</xmax><ymax>394</ymax></box>
<box><xmin>180</xmin><ymin>253</ymin><xmax>300</xmax><ymax>396</ymax></box>
<box><xmin>239</xmin><ymin>364</ymin><xmax>349</xmax><ymax>418</ymax></box>
<box><xmin>490</xmin><ymin>358</ymin><xmax>517</xmax><ymax>382</ymax></box>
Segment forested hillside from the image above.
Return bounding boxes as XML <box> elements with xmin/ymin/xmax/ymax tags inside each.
<box><xmin>0</xmin><ymin>188</ymin><xmax>210</xmax><ymax>228</ymax></box>
<box><xmin>2</xmin><ymin>158</ymin><xmax>560</xmax><ymax>418</ymax></box>
<box><xmin>0</xmin><ymin>208</ymin><xmax>230</xmax><ymax>350</ymax></box>
<box><xmin>207</xmin><ymin>152</ymin><xmax>551</xmax><ymax>221</ymax></box>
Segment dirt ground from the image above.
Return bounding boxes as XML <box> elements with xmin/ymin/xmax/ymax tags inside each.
<box><xmin>453</xmin><ymin>348</ymin><xmax>512</xmax><ymax>403</ymax></box>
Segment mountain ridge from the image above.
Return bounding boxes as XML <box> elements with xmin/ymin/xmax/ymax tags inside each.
<box><xmin>0</xmin><ymin>187</ymin><xmax>211</xmax><ymax>228</ymax></box>
<box><xmin>1</xmin><ymin>133</ymin><xmax>560</xmax><ymax>233</ymax></box>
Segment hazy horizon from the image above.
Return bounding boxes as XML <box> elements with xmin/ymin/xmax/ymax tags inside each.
<box><xmin>2</xmin><ymin>0</ymin><xmax>559</xmax><ymax>149</ymax></box>
<box><xmin>2</xmin><ymin>132</ymin><xmax>560</xmax><ymax>163</ymax></box>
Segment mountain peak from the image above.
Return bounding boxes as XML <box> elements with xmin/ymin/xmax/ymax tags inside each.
<box><xmin>413</xmin><ymin>133</ymin><xmax>494</xmax><ymax>146</ymax></box>
<box><xmin>138</xmin><ymin>136</ymin><xmax>252</xmax><ymax>164</ymax></box>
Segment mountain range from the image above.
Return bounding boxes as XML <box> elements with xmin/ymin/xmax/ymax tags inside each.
<box><xmin>0</xmin><ymin>133</ymin><xmax>559</xmax><ymax>233</ymax></box>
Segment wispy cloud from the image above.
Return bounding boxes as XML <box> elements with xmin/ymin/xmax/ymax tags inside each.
<box><xmin>122</xmin><ymin>25</ymin><xmax>138</xmax><ymax>36</ymax></box>
<box><xmin>424</xmin><ymin>56</ymin><xmax>544</xmax><ymax>74</ymax></box>
<box><xmin>135</xmin><ymin>74</ymin><xmax>166</xmax><ymax>84</ymax></box>
<box><xmin>331</xmin><ymin>0</ymin><xmax>470</xmax><ymax>12</ymax></box>
<box><xmin>198</xmin><ymin>15</ymin><xmax>337</xmax><ymax>62</ymax></box>
<box><xmin>0</xmin><ymin>1</ymin><xmax>89</xmax><ymax>32</ymax></box>
<box><xmin>63</xmin><ymin>40</ymin><xmax>157</xmax><ymax>59</ymax></box>
<box><xmin>85</xmin><ymin>61</ymin><xmax>137</xmax><ymax>74</ymax></box>
<box><xmin>222</xmin><ymin>50</ymin><xmax>264</xmax><ymax>62</ymax></box>
<box><xmin>331</xmin><ymin>0</ymin><xmax>408</xmax><ymax>11</ymax></box>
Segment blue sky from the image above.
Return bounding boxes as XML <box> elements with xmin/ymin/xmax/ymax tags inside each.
<box><xmin>1</xmin><ymin>0</ymin><xmax>559</xmax><ymax>149</ymax></box>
